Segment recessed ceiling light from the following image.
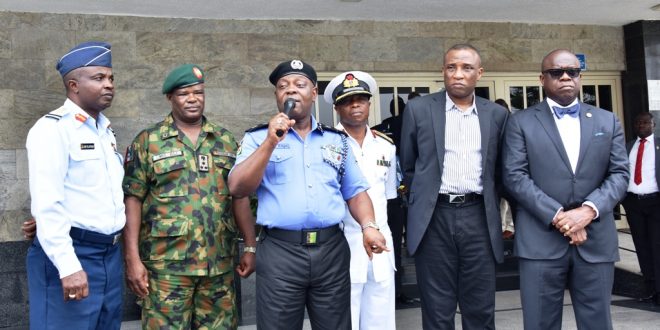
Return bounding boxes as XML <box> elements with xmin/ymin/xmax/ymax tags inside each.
<box><xmin>651</xmin><ymin>4</ymin><xmax>660</xmax><ymax>11</ymax></box>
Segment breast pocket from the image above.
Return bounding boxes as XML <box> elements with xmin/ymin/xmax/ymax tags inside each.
<box><xmin>68</xmin><ymin>148</ymin><xmax>103</xmax><ymax>187</ymax></box>
<box><xmin>265</xmin><ymin>149</ymin><xmax>293</xmax><ymax>185</ymax></box>
<box><xmin>149</xmin><ymin>217</ymin><xmax>191</xmax><ymax>261</ymax></box>
<box><xmin>153</xmin><ymin>156</ymin><xmax>188</xmax><ymax>198</ymax></box>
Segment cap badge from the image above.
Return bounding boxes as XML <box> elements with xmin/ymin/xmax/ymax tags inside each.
<box><xmin>342</xmin><ymin>74</ymin><xmax>359</xmax><ymax>88</ymax></box>
<box><xmin>193</xmin><ymin>67</ymin><xmax>203</xmax><ymax>79</ymax></box>
<box><xmin>290</xmin><ymin>60</ymin><xmax>303</xmax><ymax>70</ymax></box>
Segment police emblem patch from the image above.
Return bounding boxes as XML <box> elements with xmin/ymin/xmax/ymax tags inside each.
<box><xmin>322</xmin><ymin>144</ymin><xmax>344</xmax><ymax>169</ymax></box>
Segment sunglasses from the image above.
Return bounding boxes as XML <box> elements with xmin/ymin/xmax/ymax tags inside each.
<box><xmin>542</xmin><ymin>68</ymin><xmax>581</xmax><ymax>79</ymax></box>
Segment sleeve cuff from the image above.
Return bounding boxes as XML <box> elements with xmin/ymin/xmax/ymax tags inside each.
<box><xmin>582</xmin><ymin>201</ymin><xmax>599</xmax><ymax>219</ymax></box>
<box><xmin>55</xmin><ymin>253</ymin><xmax>83</xmax><ymax>279</ymax></box>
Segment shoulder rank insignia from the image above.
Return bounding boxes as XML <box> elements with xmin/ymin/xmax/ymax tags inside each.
<box><xmin>245</xmin><ymin>123</ymin><xmax>269</xmax><ymax>133</ymax></box>
<box><xmin>372</xmin><ymin>129</ymin><xmax>394</xmax><ymax>144</ymax></box>
<box><xmin>319</xmin><ymin>123</ymin><xmax>348</xmax><ymax>136</ymax></box>
<box><xmin>44</xmin><ymin>106</ymin><xmax>68</xmax><ymax>121</ymax></box>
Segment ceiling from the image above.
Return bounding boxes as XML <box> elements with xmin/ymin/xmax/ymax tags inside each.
<box><xmin>0</xmin><ymin>0</ymin><xmax>658</xmax><ymax>26</ymax></box>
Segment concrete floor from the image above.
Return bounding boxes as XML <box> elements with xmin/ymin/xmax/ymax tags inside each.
<box><xmin>120</xmin><ymin>290</ymin><xmax>660</xmax><ymax>329</ymax></box>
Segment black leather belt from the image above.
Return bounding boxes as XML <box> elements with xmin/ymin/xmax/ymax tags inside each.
<box><xmin>264</xmin><ymin>225</ymin><xmax>340</xmax><ymax>246</ymax></box>
<box><xmin>438</xmin><ymin>193</ymin><xmax>483</xmax><ymax>204</ymax></box>
<box><xmin>70</xmin><ymin>227</ymin><xmax>122</xmax><ymax>245</ymax></box>
<box><xmin>627</xmin><ymin>192</ymin><xmax>659</xmax><ymax>200</ymax></box>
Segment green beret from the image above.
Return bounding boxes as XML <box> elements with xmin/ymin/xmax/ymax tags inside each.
<box><xmin>162</xmin><ymin>64</ymin><xmax>205</xmax><ymax>94</ymax></box>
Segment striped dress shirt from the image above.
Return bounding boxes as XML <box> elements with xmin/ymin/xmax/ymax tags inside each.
<box><xmin>439</xmin><ymin>93</ymin><xmax>483</xmax><ymax>194</ymax></box>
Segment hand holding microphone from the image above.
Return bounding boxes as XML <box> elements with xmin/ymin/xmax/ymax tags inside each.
<box><xmin>276</xmin><ymin>98</ymin><xmax>296</xmax><ymax>137</ymax></box>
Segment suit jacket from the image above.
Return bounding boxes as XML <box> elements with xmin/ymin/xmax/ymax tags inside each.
<box><xmin>502</xmin><ymin>100</ymin><xmax>629</xmax><ymax>263</ymax></box>
<box><xmin>400</xmin><ymin>92</ymin><xmax>508</xmax><ymax>263</ymax></box>
<box><xmin>626</xmin><ymin>136</ymin><xmax>660</xmax><ymax>189</ymax></box>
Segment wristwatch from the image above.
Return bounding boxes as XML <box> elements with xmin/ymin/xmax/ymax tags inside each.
<box><xmin>361</xmin><ymin>221</ymin><xmax>380</xmax><ymax>231</ymax></box>
<box><xmin>243</xmin><ymin>246</ymin><xmax>257</xmax><ymax>254</ymax></box>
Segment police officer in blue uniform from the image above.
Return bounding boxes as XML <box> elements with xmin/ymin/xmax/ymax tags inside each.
<box><xmin>25</xmin><ymin>41</ymin><xmax>125</xmax><ymax>329</ymax></box>
<box><xmin>228</xmin><ymin>60</ymin><xmax>389</xmax><ymax>330</ymax></box>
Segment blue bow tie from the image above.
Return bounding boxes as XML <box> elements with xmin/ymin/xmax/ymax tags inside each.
<box><xmin>552</xmin><ymin>104</ymin><xmax>580</xmax><ymax>119</ymax></box>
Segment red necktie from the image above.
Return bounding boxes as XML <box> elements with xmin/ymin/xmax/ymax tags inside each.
<box><xmin>634</xmin><ymin>138</ymin><xmax>646</xmax><ymax>185</ymax></box>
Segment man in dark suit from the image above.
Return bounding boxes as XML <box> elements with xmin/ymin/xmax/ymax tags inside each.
<box><xmin>621</xmin><ymin>112</ymin><xmax>660</xmax><ymax>305</ymax></box>
<box><xmin>502</xmin><ymin>49</ymin><xmax>629</xmax><ymax>329</ymax></box>
<box><xmin>400</xmin><ymin>44</ymin><xmax>508</xmax><ymax>329</ymax></box>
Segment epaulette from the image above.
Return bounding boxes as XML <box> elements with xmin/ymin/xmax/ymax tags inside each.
<box><xmin>43</xmin><ymin>106</ymin><xmax>68</xmax><ymax>121</ymax></box>
<box><xmin>108</xmin><ymin>126</ymin><xmax>116</xmax><ymax>137</ymax></box>
<box><xmin>245</xmin><ymin>123</ymin><xmax>269</xmax><ymax>133</ymax></box>
<box><xmin>372</xmin><ymin>129</ymin><xmax>394</xmax><ymax>144</ymax></box>
<box><xmin>319</xmin><ymin>123</ymin><xmax>348</xmax><ymax>136</ymax></box>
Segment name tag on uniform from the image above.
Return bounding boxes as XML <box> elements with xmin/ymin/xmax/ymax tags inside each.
<box><xmin>152</xmin><ymin>150</ymin><xmax>183</xmax><ymax>161</ymax></box>
<box><xmin>80</xmin><ymin>143</ymin><xmax>95</xmax><ymax>150</ymax></box>
<box><xmin>376</xmin><ymin>155</ymin><xmax>391</xmax><ymax>167</ymax></box>
<box><xmin>198</xmin><ymin>154</ymin><xmax>209</xmax><ymax>172</ymax></box>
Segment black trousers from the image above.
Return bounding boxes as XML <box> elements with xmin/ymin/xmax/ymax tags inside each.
<box><xmin>256</xmin><ymin>228</ymin><xmax>351</xmax><ymax>330</ymax></box>
<box><xmin>387</xmin><ymin>197</ymin><xmax>407</xmax><ymax>296</ymax></box>
<box><xmin>415</xmin><ymin>198</ymin><xmax>495</xmax><ymax>330</ymax></box>
<box><xmin>622</xmin><ymin>193</ymin><xmax>660</xmax><ymax>294</ymax></box>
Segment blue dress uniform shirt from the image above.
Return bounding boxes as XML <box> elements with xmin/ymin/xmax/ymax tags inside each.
<box><xmin>26</xmin><ymin>99</ymin><xmax>126</xmax><ymax>278</ymax></box>
<box><xmin>234</xmin><ymin>116</ymin><xmax>369</xmax><ymax>230</ymax></box>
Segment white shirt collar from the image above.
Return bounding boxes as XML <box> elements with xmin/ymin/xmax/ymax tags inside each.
<box><xmin>546</xmin><ymin>97</ymin><xmax>579</xmax><ymax>114</ymax></box>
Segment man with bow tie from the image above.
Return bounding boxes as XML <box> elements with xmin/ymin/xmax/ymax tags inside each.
<box><xmin>502</xmin><ymin>49</ymin><xmax>629</xmax><ymax>329</ymax></box>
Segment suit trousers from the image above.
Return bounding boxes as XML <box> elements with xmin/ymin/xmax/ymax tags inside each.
<box><xmin>415</xmin><ymin>198</ymin><xmax>495</xmax><ymax>330</ymax></box>
<box><xmin>256</xmin><ymin>228</ymin><xmax>351</xmax><ymax>330</ymax></box>
<box><xmin>519</xmin><ymin>247</ymin><xmax>614</xmax><ymax>330</ymax></box>
<box><xmin>622</xmin><ymin>193</ymin><xmax>660</xmax><ymax>294</ymax></box>
<box><xmin>27</xmin><ymin>238</ymin><xmax>123</xmax><ymax>330</ymax></box>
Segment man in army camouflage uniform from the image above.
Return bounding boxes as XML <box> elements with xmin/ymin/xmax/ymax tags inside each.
<box><xmin>122</xmin><ymin>64</ymin><xmax>255</xmax><ymax>329</ymax></box>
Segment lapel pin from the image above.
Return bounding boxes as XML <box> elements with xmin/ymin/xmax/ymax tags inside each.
<box><xmin>586</xmin><ymin>112</ymin><xmax>592</xmax><ymax>118</ymax></box>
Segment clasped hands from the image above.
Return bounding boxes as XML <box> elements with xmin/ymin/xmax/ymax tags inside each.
<box><xmin>552</xmin><ymin>206</ymin><xmax>595</xmax><ymax>246</ymax></box>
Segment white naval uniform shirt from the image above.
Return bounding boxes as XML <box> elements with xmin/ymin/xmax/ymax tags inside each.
<box><xmin>26</xmin><ymin>99</ymin><xmax>126</xmax><ymax>278</ymax></box>
<box><xmin>337</xmin><ymin>123</ymin><xmax>397</xmax><ymax>283</ymax></box>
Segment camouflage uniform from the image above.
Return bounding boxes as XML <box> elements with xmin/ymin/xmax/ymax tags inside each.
<box><xmin>123</xmin><ymin>113</ymin><xmax>238</xmax><ymax>330</ymax></box>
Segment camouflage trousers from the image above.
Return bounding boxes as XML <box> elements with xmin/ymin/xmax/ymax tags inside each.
<box><xmin>140</xmin><ymin>271</ymin><xmax>237</xmax><ymax>330</ymax></box>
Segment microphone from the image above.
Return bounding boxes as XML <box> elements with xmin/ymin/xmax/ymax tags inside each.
<box><xmin>276</xmin><ymin>98</ymin><xmax>296</xmax><ymax>137</ymax></box>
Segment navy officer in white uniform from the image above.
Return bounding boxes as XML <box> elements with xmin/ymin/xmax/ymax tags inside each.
<box><xmin>25</xmin><ymin>41</ymin><xmax>125</xmax><ymax>330</ymax></box>
<box><xmin>325</xmin><ymin>71</ymin><xmax>397</xmax><ymax>330</ymax></box>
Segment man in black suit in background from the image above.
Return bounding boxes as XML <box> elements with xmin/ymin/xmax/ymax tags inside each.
<box><xmin>622</xmin><ymin>112</ymin><xmax>660</xmax><ymax>305</ymax></box>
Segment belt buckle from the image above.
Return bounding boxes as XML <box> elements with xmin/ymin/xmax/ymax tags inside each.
<box><xmin>302</xmin><ymin>230</ymin><xmax>319</xmax><ymax>246</ymax></box>
<box><xmin>449</xmin><ymin>194</ymin><xmax>465</xmax><ymax>203</ymax></box>
<box><xmin>112</xmin><ymin>233</ymin><xmax>122</xmax><ymax>245</ymax></box>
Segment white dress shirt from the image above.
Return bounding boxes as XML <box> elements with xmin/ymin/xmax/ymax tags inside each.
<box><xmin>440</xmin><ymin>93</ymin><xmax>483</xmax><ymax>194</ymax></box>
<box><xmin>627</xmin><ymin>134</ymin><xmax>659</xmax><ymax>194</ymax></box>
<box><xmin>546</xmin><ymin>97</ymin><xmax>599</xmax><ymax>217</ymax></box>
<box><xmin>26</xmin><ymin>99</ymin><xmax>126</xmax><ymax>278</ymax></box>
<box><xmin>547</xmin><ymin>98</ymin><xmax>580</xmax><ymax>173</ymax></box>
<box><xmin>337</xmin><ymin>123</ymin><xmax>397</xmax><ymax>283</ymax></box>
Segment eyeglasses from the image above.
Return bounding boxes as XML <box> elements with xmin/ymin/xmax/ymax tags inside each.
<box><xmin>542</xmin><ymin>68</ymin><xmax>581</xmax><ymax>79</ymax></box>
